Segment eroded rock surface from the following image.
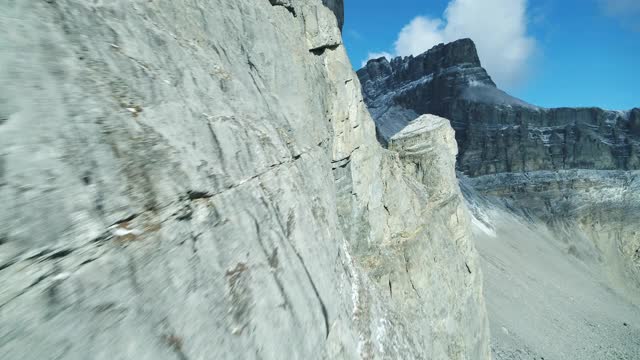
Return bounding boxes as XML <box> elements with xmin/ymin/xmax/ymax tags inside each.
<box><xmin>0</xmin><ymin>1</ymin><xmax>488</xmax><ymax>359</ymax></box>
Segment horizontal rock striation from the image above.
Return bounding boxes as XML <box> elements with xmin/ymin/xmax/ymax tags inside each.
<box><xmin>462</xmin><ymin>174</ymin><xmax>640</xmax><ymax>360</ymax></box>
<box><xmin>468</xmin><ymin>169</ymin><xmax>640</xmax><ymax>294</ymax></box>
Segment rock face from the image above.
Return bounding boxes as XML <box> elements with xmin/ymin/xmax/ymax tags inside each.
<box><xmin>357</xmin><ymin>39</ymin><xmax>640</xmax><ymax>177</ymax></box>
<box><xmin>322</xmin><ymin>0</ymin><xmax>344</xmax><ymax>30</ymax></box>
<box><xmin>359</xmin><ymin>38</ymin><xmax>640</xmax><ymax>359</ymax></box>
<box><xmin>389</xmin><ymin>115</ymin><xmax>460</xmax><ymax>203</ymax></box>
<box><xmin>357</xmin><ymin>38</ymin><xmax>640</xmax><ymax>294</ymax></box>
<box><xmin>0</xmin><ymin>1</ymin><xmax>488</xmax><ymax>359</ymax></box>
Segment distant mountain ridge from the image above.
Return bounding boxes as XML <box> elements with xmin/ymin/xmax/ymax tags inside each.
<box><xmin>357</xmin><ymin>38</ymin><xmax>640</xmax><ymax>177</ymax></box>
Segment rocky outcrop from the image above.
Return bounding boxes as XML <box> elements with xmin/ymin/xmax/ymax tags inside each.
<box><xmin>357</xmin><ymin>38</ymin><xmax>640</xmax><ymax>292</ymax></box>
<box><xmin>357</xmin><ymin>39</ymin><xmax>640</xmax><ymax>177</ymax></box>
<box><xmin>389</xmin><ymin>115</ymin><xmax>460</xmax><ymax>203</ymax></box>
<box><xmin>385</xmin><ymin>115</ymin><xmax>489</xmax><ymax>358</ymax></box>
<box><xmin>0</xmin><ymin>1</ymin><xmax>488</xmax><ymax>359</ymax></box>
<box><xmin>359</xmin><ymin>38</ymin><xmax>640</xmax><ymax>359</ymax></box>
<box><xmin>322</xmin><ymin>0</ymin><xmax>344</xmax><ymax>30</ymax></box>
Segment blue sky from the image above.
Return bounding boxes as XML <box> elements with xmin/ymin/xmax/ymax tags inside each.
<box><xmin>343</xmin><ymin>0</ymin><xmax>639</xmax><ymax>110</ymax></box>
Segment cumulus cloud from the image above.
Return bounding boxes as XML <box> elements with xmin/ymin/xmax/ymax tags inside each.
<box><xmin>363</xmin><ymin>0</ymin><xmax>537</xmax><ymax>88</ymax></box>
<box><xmin>395</xmin><ymin>17</ymin><xmax>445</xmax><ymax>57</ymax></box>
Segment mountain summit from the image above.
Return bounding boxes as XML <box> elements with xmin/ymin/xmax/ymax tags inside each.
<box><xmin>358</xmin><ymin>39</ymin><xmax>640</xmax><ymax>176</ymax></box>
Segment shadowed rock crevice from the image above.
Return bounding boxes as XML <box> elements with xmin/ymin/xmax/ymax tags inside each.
<box><xmin>268</xmin><ymin>0</ymin><xmax>297</xmax><ymax>16</ymax></box>
<box><xmin>310</xmin><ymin>43</ymin><xmax>340</xmax><ymax>55</ymax></box>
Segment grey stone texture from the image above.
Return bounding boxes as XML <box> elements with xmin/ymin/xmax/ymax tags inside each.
<box><xmin>359</xmin><ymin>38</ymin><xmax>640</xmax><ymax>359</ymax></box>
<box><xmin>0</xmin><ymin>1</ymin><xmax>489</xmax><ymax>359</ymax></box>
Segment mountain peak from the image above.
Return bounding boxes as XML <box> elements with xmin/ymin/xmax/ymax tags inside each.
<box><xmin>358</xmin><ymin>38</ymin><xmax>491</xmax><ymax>85</ymax></box>
<box><xmin>357</xmin><ymin>39</ymin><xmax>495</xmax><ymax>103</ymax></box>
<box><xmin>408</xmin><ymin>38</ymin><xmax>482</xmax><ymax>68</ymax></box>
<box><xmin>361</xmin><ymin>38</ymin><xmax>482</xmax><ymax>70</ymax></box>
<box><xmin>357</xmin><ymin>39</ymin><xmax>640</xmax><ymax>177</ymax></box>
<box><xmin>356</xmin><ymin>39</ymin><xmax>497</xmax><ymax>143</ymax></box>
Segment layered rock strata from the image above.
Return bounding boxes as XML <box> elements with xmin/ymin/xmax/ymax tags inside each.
<box><xmin>357</xmin><ymin>39</ymin><xmax>640</xmax><ymax>176</ymax></box>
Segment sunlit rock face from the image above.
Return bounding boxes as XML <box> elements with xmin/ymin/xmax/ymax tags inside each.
<box><xmin>357</xmin><ymin>39</ymin><xmax>640</xmax><ymax>177</ymax></box>
<box><xmin>322</xmin><ymin>0</ymin><xmax>344</xmax><ymax>30</ymax></box>
<box><xmin>357</xmin><ymin>38</ymin><xmax>640</xmax><ymax>294</ymax></box>
<box><xmin>0</xmin><ymin>1</ymin><xmax>489</xmax><ymax>359</ymax></box>
<box><xmin>359</xmin><ymin>39</ymin><xmax>640</xmax><ymax>359</ymax></box>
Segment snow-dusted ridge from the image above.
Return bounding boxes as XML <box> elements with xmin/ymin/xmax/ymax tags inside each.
<box><xmin>358</xmin><ymin>39</ymin><xmax>640</xmax><ymax>177</ymax></box>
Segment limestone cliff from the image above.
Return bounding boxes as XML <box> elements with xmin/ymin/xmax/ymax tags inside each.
<box><xmin>357</xmin><ymin>38</ymin><xmax>640</xmax><ymax>297</ymax></box>
<box><xmin>358</xmin><ymin>38</ymin><xmax>640</xmax><ymax>359</ymax></box>
<box><xmin>0</xmin><ymin>1</ymin><xmax>489</xmax><ymax>359</ymax></box>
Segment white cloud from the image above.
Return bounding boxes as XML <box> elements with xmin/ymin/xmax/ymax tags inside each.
<box><xmin>364</xmin><ymin>0</ymin><xmax>537</xmax><ymax>88</ymax></box>
<box><xmin>361</xmin><ymin>51</ymin><xmax>393</xmax><ymax>68</ymax></box>
<box><xmin>395</xmin><ymin>17</ymin><xmax>444</xmax><ymax>56</ymax></box>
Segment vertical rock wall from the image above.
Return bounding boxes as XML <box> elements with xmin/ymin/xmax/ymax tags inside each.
<box><xmin>0</xmin><ymin>1</ymin><xmax>489</xmax><ymax>359</ymax></box>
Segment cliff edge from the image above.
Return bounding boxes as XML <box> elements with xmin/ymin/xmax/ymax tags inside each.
<box><xmin>0</xmin><ymin>1</ymin><xmax>489</xmax><ymax>359</ymax></box>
